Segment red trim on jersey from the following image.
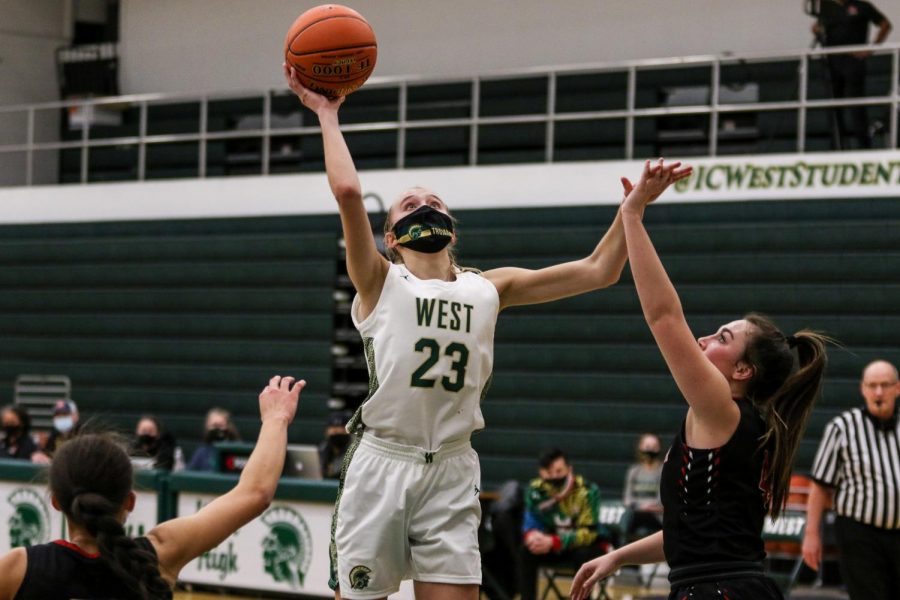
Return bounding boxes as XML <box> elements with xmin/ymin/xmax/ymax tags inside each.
<box><xmin>53</xmin><ymin>539</ymin><xmax>100</xmax><ymax>559</ymax></box>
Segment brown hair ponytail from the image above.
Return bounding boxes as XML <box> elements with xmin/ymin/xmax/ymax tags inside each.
<box><xmin>743</xmin><ymin>314</ymin><xmax>830</xmax><ymax>518</ymax></box>
<box><xmin>50</xmin><ymin>434</ymin><xmax>172</xmax><ymax>599</ymax></box>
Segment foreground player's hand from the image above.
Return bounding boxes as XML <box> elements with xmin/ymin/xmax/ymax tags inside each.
<box><xmin>283</xmin><ymin>63</ymin><xmax>344</xmax><ymax>113</ymax></box>
<box><xmin>259</xmin><ymin>375</ymin><xmax>306</xmax><ymax>424</ymax></box>
<box><xmin>621</xmin><ymin>158</ymin><xmax>692</xmax><ymax>214</ymax></box>
<box><xmin>570</xmin><ymin>553</ymin><xmax>618</xmax><ymax>600</ymax></box>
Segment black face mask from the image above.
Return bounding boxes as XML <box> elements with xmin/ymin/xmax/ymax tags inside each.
<box><xmin>328</xmin><ymin>433</ymin><xmax>351</xmax><ymax>451</ymax></box>
<box><xmin>640</xmin><ymin>450</ymin><xmax>660</xmax><ymax>461</ymax></box>
<box><xmin>137</xmin><ymin>434</ymin><xmax>158</xmax><ymax>450</ymax></box>
<box><xmin>391</xmin><ymin>205</ymin><xmax>454</xmax><ymax>254</ymax></box>
<box><xmin>544</xmin><ymin>475</ymin><xmax>569</xmax><ymax>488</ymax></box>
<box><xmin>3</xmin><ymin>425</ymin><xmax>21</xmax><ymax>439</ymax></box>
<box><xmin>206</xmin><ymin>427</ymin><xmax>229</xmax><ymax>444</ymax></box>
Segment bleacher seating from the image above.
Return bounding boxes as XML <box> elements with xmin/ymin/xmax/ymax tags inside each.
<box><xmin>0</xmin><ymin>197</ymin><xmax>897</xmax><ymax>498</ymax></box>
<box><xmin>0</xmin><ymin>215</ymin><xmax>340</xmax><ymax>459</ymax></box>
<box><xmin>458</xmin><ymin>196</ymin><xmax>900</xmax><ymax>495</ymax></box>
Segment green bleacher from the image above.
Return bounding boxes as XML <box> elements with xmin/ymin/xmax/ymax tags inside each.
<box><xmin>0</xmin><ymin>197</ymin><xmax>897</xmax><ymax>500</ymax></box>
<box><xmin>455</xmin><ymin>197</ymin><xmax>900</xmax><ymax>494</ymax></box>
<box><xmin>0</xmin><ymin>214</ymin><xmax>340</xmax><ymax>461</ymax></box>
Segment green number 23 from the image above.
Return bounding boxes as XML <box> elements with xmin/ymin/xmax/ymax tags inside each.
<box><xmin>410</xmin><ymin>337</ymin><xmax>469</xmax><ymax>392</ymax></box>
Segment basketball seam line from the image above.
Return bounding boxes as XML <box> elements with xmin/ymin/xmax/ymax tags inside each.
<box><xmin>287</xmin><ymin>42</ymin><xmax>377</xmax><ymax>58</ymax></box>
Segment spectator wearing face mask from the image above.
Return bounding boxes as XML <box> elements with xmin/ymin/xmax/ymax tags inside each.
<box><xmin>318</xmin><ymin>411</ymin><xmax>352</xmax><ymax>479</ymax></box>
<box><xmin>43</xmin><ymin>400</ymin><xmax>80</xmax><ymax>457</ymax></box>
<box><xmin>623</xmin><ymin>432</ymin><xmax>664</xmax><ymax>539</ymax></box>
<box><xmin>187</xmin><ymin>407</ymin><xmax>240</xmax><ymax>471</ymax></box>
<box><xmin>519</xmin><ymin>447</ymin><xmax>605</xmax><ymax>600</ymax></box>
<box><xmin>0</xmin><ymin>405</ymin><xmax>41</xmax><ymax>462</ymax></box>
<box><xmin>133</xmin><ymin>415</ymin><xmax>180</xmax><ymax>471</ymax></box>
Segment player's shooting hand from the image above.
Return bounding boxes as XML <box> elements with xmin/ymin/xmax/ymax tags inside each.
<box><xmin>283</xmin><ymin>64</ymin><xmax>345</xmax><ymax>113</ymax></box>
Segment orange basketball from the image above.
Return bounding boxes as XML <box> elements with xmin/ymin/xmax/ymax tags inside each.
<box><xmin>284</xmin><ymin>4</ymin><xmax>377</xmax><ymax>98</ymax></box>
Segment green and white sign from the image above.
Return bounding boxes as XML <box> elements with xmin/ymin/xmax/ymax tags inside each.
<box><xmin>0</xmin><ymin>481</ymin><xmax>159</xmax><ymax>553</ymax></box>
<box><xmin>4</xmin><ymin>486</ymin><xmax>55</xmax><ymax>549</ymax></box>
<box><xmin>176</xmin><ymin>493</ymin><xmax>415</xmax><ymax>598</ymax></box>
<box><xmin>177</xmin><ymin>493</ymin><xmax>334</xmax><ymax>596</ymax></box>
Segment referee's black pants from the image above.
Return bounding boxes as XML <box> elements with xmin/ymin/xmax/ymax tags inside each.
<box><xmin>834</xmin><ymin>515</ymin><xmax>900</xmax><ymax>600</ymax></box>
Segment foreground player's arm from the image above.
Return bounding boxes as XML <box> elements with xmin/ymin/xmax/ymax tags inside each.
<box><xmin>621</xmin><ymin>161</ymin><xmax>738</xmax><ymax>430</ymax></box>
<box><xmin>570</xmin><ymin>530</ymin><xmax>665</xmax><ymax>600</ymax></box>
<box><xmin>147</xmin><ymin>376</ymin><xmax>304</xmax><ymax>583</ymax></box>
<box><xmin>284</xmin><ymin>65</ymin><xmax>388</xmax><ymax>312</ymax></box>
<box><xmin>484</xmin><ymin>162</ymin><xmax>690</xmax><ymax>311</ymax></box>
<box><xmin>0</xmin><ymin>548</ymin><xmax>26</xmax><ymax>600</ymax></box>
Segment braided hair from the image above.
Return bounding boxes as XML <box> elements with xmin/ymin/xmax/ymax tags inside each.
<box><xmin>49</xmin><ymin>433</ymin><xmax>171</xmax><ymax>599</ymax></box>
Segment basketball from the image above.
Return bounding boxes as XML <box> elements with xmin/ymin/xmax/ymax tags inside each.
<box><xmin>284</xmin><ymin>4</ymin><xmax>377</xmax><ymax>98</ymax></box>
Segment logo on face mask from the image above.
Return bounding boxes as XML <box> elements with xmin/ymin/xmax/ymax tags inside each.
<box><xmin>7</xmin><ymin>488</ymin><xmax>50</xmax><ymax>548</ymax></box>
<box><xmin>261</xmin><ymin>506</ymin><xmax>312</xmax><ymax>588</ymax></box>
<box><xmin>392</xmin><ymin>205</ymin><xmax>454</xmax><ymax>254</ymax></box>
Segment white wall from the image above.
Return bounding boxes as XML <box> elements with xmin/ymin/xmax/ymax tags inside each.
<box><xmin>116</xmin><ymin>0</ymin><xmax>900</xmax><ymax>96</ymax></box>
<box><xmin>1</xmin><ymin>151</ymin><xmax>898</xmax><ymax>225</ymax></box>
<box><xmin>0</xmin><ymin>0</ymin><xmax>70</xmax><ymax>185</ymax></box>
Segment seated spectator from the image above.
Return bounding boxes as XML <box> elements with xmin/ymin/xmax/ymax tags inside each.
<box><xmin>318</xmin><ymin>410</ymin><xmax>352</xmax><ymax>479</ymax></box>
<box><xmin>187</xmin><ymin>407</ymin><xmax>240</xmax><ymax>471</ymax></box>
<box><xmin>623</xmin><ymin>432</ymin><xmax>664</xmax><ymax>538</ymax></box>
<box><xmin>520</xmin><ymin>448</ymin><xmax>606</xmax><ymax>600</ymax></box>
<box><xmin>132</xmin><ymin>415</ymin><xmax>179</xmax><ymax>471</ymax></box>
<box><xmin>43</xmin><ymin>399</ymin><xmax>80</xmax><ymax>457</ymax></box>
<box><xmin>0</xmin><ymin>405</ymin><xmax>41</xmax><ymax>462</ymax></box>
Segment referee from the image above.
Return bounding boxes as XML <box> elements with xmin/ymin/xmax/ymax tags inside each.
<box><xmin>802</xmin><ymin>360</ymin><xmax>900</xmax><ymax>600</ymax></box>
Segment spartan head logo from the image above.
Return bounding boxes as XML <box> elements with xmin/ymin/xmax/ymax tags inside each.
<box><xmin>349</xmin><ymin>565</ymin><xmax>372</xmax><ymax>590</ymax></box>
<box><xmin>261</xmin><ymin>506</ymin><xmax>312</xmax><ymax>588</ymax></box>
<box><xmin>7</xmin><ymin>489</ymin><xmax>50</xmax><ymax>548</ymax></box>
<box><xmin>407</xmin><ymin>224</ymin><xmax>424</xmax><ymax>240</ymax></box>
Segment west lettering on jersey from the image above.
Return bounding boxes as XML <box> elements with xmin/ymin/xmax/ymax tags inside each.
<box><xmin>416</xmin><ymin>297</ymin><xmax>474</xmax><ymax>333</ymax></box>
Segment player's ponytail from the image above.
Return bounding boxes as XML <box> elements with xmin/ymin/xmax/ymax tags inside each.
<box><xmin>742</xmin><ymin>313</ymin><xmax>829</xmax><ymax>518</ymax></box>
<box><xmin>50</xmin><ymin>433</ymin><xmax>172</xmax><ymax>599</ymax></box>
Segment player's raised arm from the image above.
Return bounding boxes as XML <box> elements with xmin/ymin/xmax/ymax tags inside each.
<box><xmin>484</xmin><ymin>160</ymin><xmax>691</xmax><ymax>311</ymax></box>
<box><xmin>147</xmin><ymin>375</ymin><xmax>305</xmax><ymax>581</ymax></box>
<box><xmin>284</xmin><ymin>65</ymin><xmax>389</xmax><ymax>315</ymax></box>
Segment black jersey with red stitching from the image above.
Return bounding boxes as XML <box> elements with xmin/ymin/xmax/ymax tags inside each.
<box><xmin>13</xmin><ymin>537</ymin><xmax>160</xmax><ymax>600</ymax></box>
<box><xmin>660</xmin><ymin>398</ymin><xmax>773</xmax><ymax>570</ymax></box>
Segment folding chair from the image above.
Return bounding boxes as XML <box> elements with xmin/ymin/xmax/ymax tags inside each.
<box><xmin>762</xmin><ymin>510</ymin><xmax>808</xmax><ymax>598</ymax></box>
<box><xmin>537</xmin><ymin>501</ymin><xmax>633</xmax><ymax>600</ymax></box>
<box><xmin>539</xmin><ymin>564</ymin><xmax>611</xmax><ymax>600</ymax></box>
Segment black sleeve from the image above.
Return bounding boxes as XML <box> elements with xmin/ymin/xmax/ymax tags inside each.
<box><xmin>862</xmin><ymin>1</ymin><xmax>888</xmax><ymax>25</ymax></box>
<box><xmin>18</xmin><ymin>435</ymin><xmax>39</xmax><ymax>460</ymax></box>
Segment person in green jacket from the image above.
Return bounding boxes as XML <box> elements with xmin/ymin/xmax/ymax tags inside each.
<box><xmin>520</xmin><ymin>447</ymin><xmax>605</xmax><ymax>600</ymax></box>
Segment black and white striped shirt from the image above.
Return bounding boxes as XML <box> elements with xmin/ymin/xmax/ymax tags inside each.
<box><xmin>811</xmin><ymin>407</ymin><xmax>900</xmax><ymax>529</ymax></box>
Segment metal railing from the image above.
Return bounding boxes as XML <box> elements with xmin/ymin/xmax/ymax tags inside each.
<box><xmin>0</xmin><ymin>42</ymin><xmax>897</xmax><ymax>186</ymax></box>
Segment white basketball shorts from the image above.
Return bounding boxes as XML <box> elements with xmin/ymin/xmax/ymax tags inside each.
<box><xmin>330</xmin><ymin>432</ymin><xmax>482</xmax><ymax>599</ymax></box>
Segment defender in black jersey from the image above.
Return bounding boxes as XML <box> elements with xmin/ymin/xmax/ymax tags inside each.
<box><xmin>571</xmin><ymin>161</ymin><xmax>829</xmax><ymax>600</ymax></box>
<box><xmin>0</xmin><ymin>375</ymin><xmax>305</xmax><ymax>600</ymax></box>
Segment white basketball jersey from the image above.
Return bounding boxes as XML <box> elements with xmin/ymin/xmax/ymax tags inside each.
<box><xmin>350</xmin><ymin>262</ymin><xmax>500</xmax><ymax>450</ymax></box>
